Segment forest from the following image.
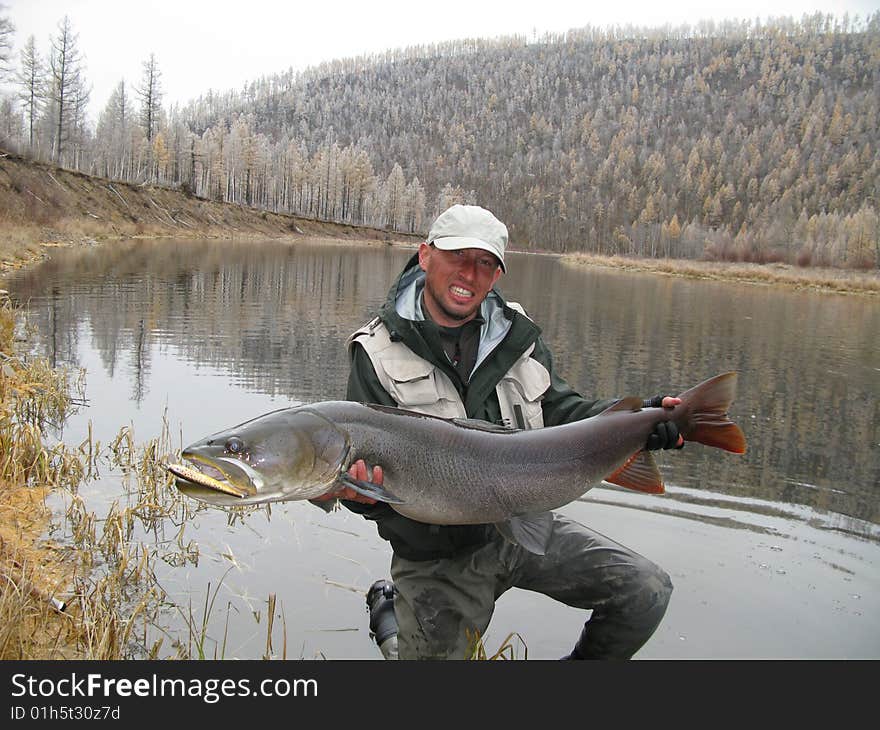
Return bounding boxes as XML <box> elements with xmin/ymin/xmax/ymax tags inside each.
<box><xmin>1</xmin><ymin>11</ymin><xmax>878</xmax><ymax>268</ymax></box>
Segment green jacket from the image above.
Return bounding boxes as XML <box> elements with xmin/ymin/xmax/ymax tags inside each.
<box><xmin>343</xmin><ymin>253</ymin><xmax>617</xmax><ymax>560</ymax></box>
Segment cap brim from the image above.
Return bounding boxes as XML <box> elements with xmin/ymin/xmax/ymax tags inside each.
<box><xmin>430</xmin><ymin>237</ymin><xmax>506</xmax><ymax>272</ymax></box>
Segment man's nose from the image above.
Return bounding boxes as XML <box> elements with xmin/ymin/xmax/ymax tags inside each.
<box><xmin>456</xmin><ymin>255</ymin><xmax>479</xmax><ymax>279</ymax></box>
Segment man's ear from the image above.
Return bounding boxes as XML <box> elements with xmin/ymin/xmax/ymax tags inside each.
<box><xmin>417</xmin><ymin>242</ymin><xmax>432</xmax><ymax>271</ymax></box>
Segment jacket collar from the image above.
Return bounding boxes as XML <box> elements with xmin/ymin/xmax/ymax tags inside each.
<box><xmin>380</xmin><ymin>254</ymin><xmax>540</xmax><ymax>374</ymax></box>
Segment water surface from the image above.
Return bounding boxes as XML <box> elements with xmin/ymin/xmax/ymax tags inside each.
<box><xmin>4</xmin><ymin>238</ymin><xmax>878</xmax><ymax>658</ymax></box>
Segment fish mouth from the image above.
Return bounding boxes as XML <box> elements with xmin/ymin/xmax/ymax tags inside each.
<box><xmin>166</xmin><ymin>456</ymin><xmax>264</xmax><ymax>501</ymax></box>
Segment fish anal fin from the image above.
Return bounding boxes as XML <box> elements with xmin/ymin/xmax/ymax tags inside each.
<box><xmin>605</xmin><ymin>450</ymin><xmax>665</xmax><ymax>494</ymax></box>
<box><xmin>494</xmin><ymin>512</ymin><xmax>554</xmax><ymax>555</ymax></box>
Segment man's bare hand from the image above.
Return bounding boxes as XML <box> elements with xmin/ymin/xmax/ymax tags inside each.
<box><xmin>312</xmin><ymin>459</ymin><xmax>381</xmax><ymax>505</ymax></box>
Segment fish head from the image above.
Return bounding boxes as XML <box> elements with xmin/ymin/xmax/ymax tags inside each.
<box><xmin>174</xmin><ymin>407</ymin><xmax>350</xmax><ymax>507</ymax></box>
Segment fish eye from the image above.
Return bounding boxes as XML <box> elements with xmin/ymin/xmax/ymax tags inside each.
<box><xmin>225</xmin><ymin>437</ymin><xmax>245</xmax><ymax>454</ymax></box>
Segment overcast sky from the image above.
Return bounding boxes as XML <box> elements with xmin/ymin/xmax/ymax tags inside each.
<box><xmin>4</xmin><ymin>0</ymin><xmax>877</xmax><ymax>121</ymax></box>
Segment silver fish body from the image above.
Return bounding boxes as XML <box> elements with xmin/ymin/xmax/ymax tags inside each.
<box><xmin>172</xmin><ymin>372</ymin><xmax>746</xmax><ymax>530</ymax></box>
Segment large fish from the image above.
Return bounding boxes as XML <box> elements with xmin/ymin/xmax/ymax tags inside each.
<box><xmin>168</xmin><ymin>372</ymin><xmax>746</xmax><ymax>553</ymax></box>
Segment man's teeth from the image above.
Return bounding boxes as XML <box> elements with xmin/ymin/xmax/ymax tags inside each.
<box><xmin>450</xmin><ymin>286</ymin><xmax>472</xmax><ymax>297</ymax></box>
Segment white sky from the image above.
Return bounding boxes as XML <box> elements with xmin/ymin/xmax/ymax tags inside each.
<box><xmin>4</xmin><ymin>0</ymin><xmax>878</xmax><ymax>122</ymax></box>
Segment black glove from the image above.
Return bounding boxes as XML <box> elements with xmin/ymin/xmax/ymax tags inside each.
<box><xmin>645</xmin><ymin>421</ymin><xmax>684</xmax><ymax>451</ymax></box>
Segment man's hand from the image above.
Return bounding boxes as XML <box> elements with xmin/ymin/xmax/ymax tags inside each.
<box><xmin>312</xmin><ymin>459</ymin><xmax>381</xmax><ymax>505</ymax></box>
<box><xmin>644</xmin><ymin>396</ymin><xmax>685</xmax><ymax>450</ymax></box>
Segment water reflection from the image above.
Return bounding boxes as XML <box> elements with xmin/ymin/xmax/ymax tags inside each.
<box><xmin>5</xmin><ymin>238</ymin><xmax>879</xmax><ymax>538</ymax></box>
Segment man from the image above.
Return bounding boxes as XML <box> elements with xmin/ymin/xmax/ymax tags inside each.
<box><xmin>315</xmin><ymin>204</ymin><xmax>681</xmax><ymax>660</ymax></box>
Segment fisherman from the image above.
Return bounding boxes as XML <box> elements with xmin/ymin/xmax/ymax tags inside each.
<box><xmin>313</xmin><ymin>204</ymin><xmax>682</xmax><ymax>660</ymax></box>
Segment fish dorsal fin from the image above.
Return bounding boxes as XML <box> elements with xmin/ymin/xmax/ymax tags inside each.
<box><xmin>597</xmin><ymin>397</ymin><xmax>644</xmax><ymax>416</ymax></box>
<box><xmin>494</xmin><ymin>512</ymin><xmax>554</xmax><ymax>555</ymax></box>
<box><xmin>451</xmin><ymin>417</ymin><xmax>516</xmax><ymax>433</ymax></box>
<box><xmin>605</xmin><ymin>450</ymin><xmax>665</xmax><ymax>494</ymax></box>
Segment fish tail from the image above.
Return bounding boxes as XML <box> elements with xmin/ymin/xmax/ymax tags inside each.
<box><xmin>676</xmin><ymin>372</ymin><xmax>747</xmax><ymax>454</ymax></box>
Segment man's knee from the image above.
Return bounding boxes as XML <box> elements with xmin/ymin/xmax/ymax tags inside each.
<box><xmin>629</xmin><ymin>555</ymin><xmax>673</xmax><ymax>619</ymax></box>
<box><xmin>394</xmin><ymin>580</ymin><xmax>492</xmax><ymax>659</ymax></box>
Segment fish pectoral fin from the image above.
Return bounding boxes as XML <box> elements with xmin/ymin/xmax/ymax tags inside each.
<box><xmin>605</xmin><ymin>450</ymin><xmax>665</xmax><ymax>494</ymax></box>
<box><xmin>338</xmin><ymin>475</ymin><xmax>406</xmax><ymax>504</ymax></box>
<box><xmin>494</xmin><ymin>512</ymin><xmax>554</xmax><ymax>555</ymax></box>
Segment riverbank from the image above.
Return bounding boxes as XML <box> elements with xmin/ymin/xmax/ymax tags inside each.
<box><xmin>0</xmin><ymin>151</ymin><xmax>421</xmax><ymax>274</ymax></box>
<box><xmin>562</xmin><ymin>252</ymin><xmax>879</xmax><ymax>297</ymax></box>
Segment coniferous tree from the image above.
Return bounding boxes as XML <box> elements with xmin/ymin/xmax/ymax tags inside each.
<box><xmin>0</xmin><ymin>4</ymin><xmax>13</xmax><ymax>81</ymax></box>
<box><xmin>47</xmin><ymin>16</ymin><xmax>89</xmax><ymax>165</ymax></box>
<box><xmin>16</xmin><ymin>36</ymin><xmax>44</xmax><ymax>152</ymax></box>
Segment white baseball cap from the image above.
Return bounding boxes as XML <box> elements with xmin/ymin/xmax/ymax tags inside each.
<box><xmin>426</xmin><ymin>204</ymin><xmax>508</xmax><ymax>272</ymax></box>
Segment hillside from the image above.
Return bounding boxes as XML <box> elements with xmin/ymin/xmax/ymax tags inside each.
<box><xmin>4</xmin><ymin>14</ymin><xmax>878</xmax><ymax>269</ymax></box>
<box><xmin>0</xmin><ymin>151</ymin><xmax>419</xmax><ymax>272</ymax></box>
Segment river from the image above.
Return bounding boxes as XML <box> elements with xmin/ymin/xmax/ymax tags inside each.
<box><xmin>3</xmin><ymin>237</ymin><xmax>879</xmax><ymax>659</ymax></box>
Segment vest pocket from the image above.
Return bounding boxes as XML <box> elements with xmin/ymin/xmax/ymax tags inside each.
<box><xmin>381</xmin><ymin>359</ymin><xmax>439</xmax><ymax>406</ymax></box>
<box><xmin>380</xmin><ymin>359</ymin><xmax>465</xmax><ymax>419</ymax></box>
<box><xmin>497</xmin><ymin>357</ymin><xmax>551</xmax><ymax>429</ymax></box>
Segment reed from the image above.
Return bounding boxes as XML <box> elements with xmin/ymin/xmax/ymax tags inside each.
<box><xmin>466</xmin><ymin>629</ymin><xmax>529</xmax><ymax>660</ymax></box>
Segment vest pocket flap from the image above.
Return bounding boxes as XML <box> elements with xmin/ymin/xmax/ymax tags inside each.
<box><xmin>506</xmin><ymin>357</ymin><xmax>551</xmax><ymax>401</ymax></box>
<box><xmin>382</xmin><ymin>359</ymin><xmax>440</xmax><ymax>406</ymax></box>
<box><xmin>382</xmin><ymin>358</ymin><xmax>434</xmax><ymax>383</ymax></box>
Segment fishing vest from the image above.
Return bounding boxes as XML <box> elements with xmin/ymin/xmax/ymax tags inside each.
<box><xmin>347</xmin><ymin>305</ymin><xmax>550</xmax><ymax>430</ymax></box>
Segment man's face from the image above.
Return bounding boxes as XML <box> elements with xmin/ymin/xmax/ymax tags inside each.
<box><xmin>418</xmin><ymin>242</ymin><xmax>503</xmax><ymax>327</ymax></box>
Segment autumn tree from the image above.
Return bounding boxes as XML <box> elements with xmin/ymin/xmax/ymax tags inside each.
<box><xmin>47</xmin><ymin>16</ymin><xmax>89</xmax><ymax>165</ymax></box>
<box><xmin>0</xmin><ymin>4</ymin><xmax>13</xmax><ymax>81</ymax></box>
<box><xmin>383</xmin><ymin>163</ymin><xmax>407</xmax><ymax>229</ymax></box>
<box><xmin>137</xmin><ymin>54</ymin><xmax>162</xmax><ymax>143</ymax></box>
<box><xmin>16</xmin><ymin>36</ymin><xmax>44</xmax><ymax>151</ymax></box>
<box><xmin>134</xmin><ymin>53</ymin><xmax>163</xmax><ymax>181</ymax></box>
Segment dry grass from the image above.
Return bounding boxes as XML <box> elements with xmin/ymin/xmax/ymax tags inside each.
<box><xmin>563</xmin><ymin>252</ymin><xmax>880</xmax><ymax>296</ymax></box>
<box><xmin>0</xmin><ymin>301</ymin><xmax>171</xmax><ymax>658</ymax></box>
<box><xmin>1</xmin><ymin>300</ymin><xmax>287</xmax><ymax>659</ymax></box>
<box><xmin>466</xmin><ymin>629</ymin><xmax>529</xmax><ymax>660</ymax></box>
<box><xmin>0</xmin><ymin>300</ymin><xmax>81</xmax><ymax>657</ymax></box>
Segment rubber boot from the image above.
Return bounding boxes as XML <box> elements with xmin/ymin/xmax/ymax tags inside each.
<box><xmin>366</xmin><ymin>579</ymin><xmax>399</xmax><ymax>660</ymax></box>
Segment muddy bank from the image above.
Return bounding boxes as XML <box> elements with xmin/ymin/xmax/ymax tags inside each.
<box><xmin>0</xmin><ymin>151</ymin><xmax>421</xmax><ymax>273</ymax></box>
